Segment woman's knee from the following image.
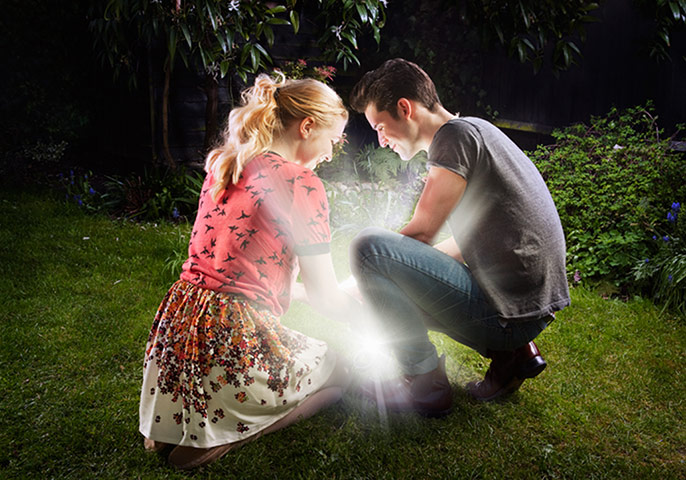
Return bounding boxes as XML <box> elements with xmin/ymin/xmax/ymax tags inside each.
<box><xmin>323</xmin><ymin>351</ymin><xmax>351</xmax><ymax>391</ymax></box>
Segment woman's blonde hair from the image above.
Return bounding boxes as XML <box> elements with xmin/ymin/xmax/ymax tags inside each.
<box><xmin>205</xmin><ymin>73</ymin><xmax>348</xmax><ymax>201</ymax></box>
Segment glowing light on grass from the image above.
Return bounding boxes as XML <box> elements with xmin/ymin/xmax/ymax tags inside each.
<box><xmin>348</xmin><ymin>324</ymin><xmax>399</xmax><ymax>380</ymax></box>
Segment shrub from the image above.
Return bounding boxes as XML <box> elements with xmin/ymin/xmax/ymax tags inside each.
<box><xmin>57</xmin><ymin>168</ymin><xmax>104</xmax><ymax>213</ymax></box>
<box><xmin>322</xmin><ymin>144</ymin><xmax>425</xmax><ymax>233</ymax></box>
<box><xmin>633</xmin><ymin>202</ymin><xmax>686</xmax><ymax>314</ymax></box>
<box><xmin>102</xmin><ymin>166</ymin><xmax>204</xmax><ymax>222</ymax></box>
<box><xmin>528</xmin><ymin>103</ymin><xmax>686</xmax><ymax>290</ymax></box>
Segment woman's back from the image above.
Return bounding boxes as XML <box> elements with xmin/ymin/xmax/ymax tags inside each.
<box><xmin>181</xmin><ymin>152</ymin><xmax>331</xmax><ymax>315</ymax></box>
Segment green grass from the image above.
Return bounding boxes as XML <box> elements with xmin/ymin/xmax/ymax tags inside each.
<box><xmin>1</xmin><ymin>187</ymin><xmax>684</xmax><ymax>479</ymax></box>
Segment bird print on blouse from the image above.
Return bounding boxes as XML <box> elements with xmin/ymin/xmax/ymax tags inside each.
<box><xmin>180</xmin><ymin>152</ymin><xmax>331</xmax><ymax>316</ymax></box>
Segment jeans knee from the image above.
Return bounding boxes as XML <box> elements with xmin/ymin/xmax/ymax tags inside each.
<box><xmin>350</xmin><ymin>227</ymin><xmax>388</xmax><ymax>274</ymax></box>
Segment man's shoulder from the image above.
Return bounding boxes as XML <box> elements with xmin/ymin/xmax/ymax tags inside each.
<box><xmin>436</xmin><ymin>116</ymin><xmax>492</xmax><ymax>139</ymax></box>
<box><xmin>444</xmin><ymin>116</ymin><xmax>494</xmax><ymax>131</ymax></box>
<box><xmin>431</xmin><ymin>117</ymin><xmax>487</xmax><ymax>151</ymax></box>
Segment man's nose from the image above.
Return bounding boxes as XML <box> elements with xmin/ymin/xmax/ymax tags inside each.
<box><xmin>377</xmin><ymin>131</ymin><xmax>388</xmax><ymax>147</ymax></box>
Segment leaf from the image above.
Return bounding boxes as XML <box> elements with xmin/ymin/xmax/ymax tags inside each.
<box><xmin>266</xmin><ymin>5</ymin><xmax>287</xmax><ymax>14</ymax></box>
<box><xmin>206</xmin><ymin>3</ymin><xmax>217</xmax><ymax>30</ymax></box>
<box><xmin>669</xmin><ymin>1</ymin><xmax>681</xmax><ymax>20</ymax></box>
<box><xmin>266</xmin><ymin>17</ymin><xmax>290</xmax><ymax>25</ymax></box>
<box><xmin>356</xmin><ymin>4</ymin><xmax>368</xmax><ymax>23</ymax></box>
<box><xmin>342</xmin><ymin>31</ymin><xmax>358</xmax><ymax>49</ymax></box>
<box><xmin>519</xmin><ymin>1</ymin><xmax>530</xmax><ymax>29</ymax></box>
<box><xmin>567</xmin><ymin>41</ymin><xmax>581</xmax><ymax>55</ymax></box>
<box><xmin>240</xmin><ymin>43</ymin><xmax>250</xmax><ymax>65</ymax></box>
<box><xmin>215</xmin><ymin>31</ymin><xmax>227</xmax><ymax>53</ymax></box>
<box><xmin>250</xmin><ymin>46</ymin><xmax>258</xmax><ymax>71</ymax></box>
<box><xmin>264</xmin><ymin>26</ymin><xmax>274</xmax><ymax>46</ymax></box>
<box><xmin>178</xmin><ymin>48</ymin><xmax>189</xmax><ymax>69</ymax></box>
<box><xmin>238</xmin><ymin>68</ymin><xmax>247</xmax><ymax>83</ymax></box>
<box><xmin>290</xmin><ymin>10</ymin><xmax>300</xmax><ymax>33</ymax></box>
<box><xmin>220</xmin><ymin>60</ymin><xmax>229</xmax><ymax>78</ymax></box>
<box><xmin>562</xmin><ymin>43</ymin><xmax>571</xmax><ymax>67</ymax></box>
<box><xmin>367</xmin><ymin>2</ymin><xmax>378</xmax><ymax>21</ymax></box>
<box><xmin>168</xmin><ymin>28</ymin><xmax>177</xmax><ymax>64</ymax></box>
<box><xmin>659</xmin><ymin>30</ymin><xmax>670</xmax><ymax>47</ymax></box>
<box><xmin>199</xmin><ymin>47</ymin><xmax>209</xmax><ymax>68</ymax></box>
<box><xmin>254</xmin><ymin>42</ymin><xmax>269</xmax><ymax>57</ymax></box>
<box><xmin>494</xmin><ymin>25</ymin><xmax>505</xmax><ymax>44</ymax></box>
<box><xmin>181</xmin><ymin>23</ymin><xmax>192</xmax><ymax>47</ymax></box>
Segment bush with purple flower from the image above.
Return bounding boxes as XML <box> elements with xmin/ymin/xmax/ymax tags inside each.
<box><xmin>634</xmin><ymin>201</ymin><xmax>686</xmax><ymax>314</ymax></box>
<box><xmin>58</xmin><ymin>169</ymin><xmax>103</xmax><ymax>213</ymax></box>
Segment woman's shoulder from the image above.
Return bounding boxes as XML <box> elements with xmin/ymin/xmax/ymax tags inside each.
<box><xmin>252</xmin><ymin>151</ymin><xmax>319</xmax><ymax>179</ymax></box>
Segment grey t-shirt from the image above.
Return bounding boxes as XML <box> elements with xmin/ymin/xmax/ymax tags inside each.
<box><xmin>428</xmin><ymin>117</ymin><xmax>570</xmax><ymax>319</ymax></box>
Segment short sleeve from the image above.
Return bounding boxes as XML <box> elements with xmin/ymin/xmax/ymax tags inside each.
<box><xmin>427</xmin><ymin>119</ymin><xmax>482</xmax><ymax>181</ymax></box>
<box><xmin>291</xmin><ymin>170</ymin><xmax>331</xmax><ymax>256</ymax></box>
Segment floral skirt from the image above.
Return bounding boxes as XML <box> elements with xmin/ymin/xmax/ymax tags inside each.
<box><xmin>139</xmin><ymin>280</ymin><xmax>335</xmax><ymax>448</ymax></box>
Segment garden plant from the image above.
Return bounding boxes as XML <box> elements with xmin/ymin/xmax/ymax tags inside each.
<box><xmin>528</xmin><ymin>104</ymin><xmax>686</xmax><ymax>306</ymax></box>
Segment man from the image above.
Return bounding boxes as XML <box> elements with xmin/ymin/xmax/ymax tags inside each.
<box><xmin>349</xmin><ymin>58</ymin><xmax>570</xmax><ymax>416</ymax></box>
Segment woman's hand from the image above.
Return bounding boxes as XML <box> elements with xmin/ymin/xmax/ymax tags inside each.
<box><xmin>290</xmin><ymin>281</ymin><xmax>309</xmax><ymax>304</ymax></box>
<box><xmin>297</xmin><ymin>253</ymin><xmax>363</xmax><ymax>323</ymax></box>
<box><xmin>339</xmin><ymin>275</ymin><xmax>363</xmax><ymax>303</ymax></box>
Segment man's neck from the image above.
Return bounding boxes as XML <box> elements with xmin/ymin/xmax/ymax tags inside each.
<box><xmin>416</xmin><ymin>105</ymin><xmax>459</xmax><ymax>148</ymax></box>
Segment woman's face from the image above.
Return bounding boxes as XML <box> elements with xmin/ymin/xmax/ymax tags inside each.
<box><xmin>297</xmin><ymin>116</ymin><xmax>347</xmax><ymax>170</ymax></box>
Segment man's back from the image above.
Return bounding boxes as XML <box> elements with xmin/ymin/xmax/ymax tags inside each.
<box><xmin>428</xmin><ymin>117</ymin><xmax>570</xmax><ymax>319</ymax></box>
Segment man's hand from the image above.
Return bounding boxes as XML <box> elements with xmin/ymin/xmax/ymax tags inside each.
<box><xmin>433</xmin><ymin>236</ymin><xmax>465</xmax><ymax>263</ymax></box>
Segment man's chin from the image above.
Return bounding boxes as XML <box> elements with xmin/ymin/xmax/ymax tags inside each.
<box><xmin>398</xmin><ymin>149</ymin><xmax>417</xmax><ymax>161</ymax></box>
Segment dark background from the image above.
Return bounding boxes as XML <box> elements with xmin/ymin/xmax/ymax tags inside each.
<box><xmin>1</xmin><ymin>0</ymin><xmax>684</xmax><ymax>174</ymax></box>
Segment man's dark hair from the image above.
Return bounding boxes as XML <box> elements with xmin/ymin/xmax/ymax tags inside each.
<box><xmin>349</xmin><ymin>58</ymin><xmax>442</xmax><ymax>118</ymax></box>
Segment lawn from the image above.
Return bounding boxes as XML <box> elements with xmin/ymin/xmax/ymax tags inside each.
<box><xmin>1</xmin><ymin>186</ymin><xmax>684</xmax><ymax>479</ymax></box>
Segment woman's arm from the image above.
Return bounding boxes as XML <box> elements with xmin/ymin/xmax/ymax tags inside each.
<box><xmin>295</xmin><ymin>252</ymin><xmax>362</xmax><ymax>322</ymax></box>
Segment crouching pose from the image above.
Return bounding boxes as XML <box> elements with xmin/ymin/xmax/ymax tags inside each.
<box><xmin>349</xmin><ymin>59</ymin><xmax>570</xmax><ymax>415</ymax></box>
<box><xmin>139</xmin><ymin>74</ymin><xmax>357</xmax><ymax>469</ymax></box>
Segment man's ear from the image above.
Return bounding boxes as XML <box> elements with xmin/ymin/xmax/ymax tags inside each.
<box><xmin>397</xmin><ymin>98</ymin><xmax>413</xmax><ymax>120</ymax></box>
<box><xmin>299</xmin><ymin>117</ymin><xmax>315</xmax><ymax>139</ymax></box>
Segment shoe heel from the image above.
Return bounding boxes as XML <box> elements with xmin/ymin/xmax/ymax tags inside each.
<box><xmin>519</xmin><ymin>357</ymin><xmax>547</xmax><ymax>379</ymax></box>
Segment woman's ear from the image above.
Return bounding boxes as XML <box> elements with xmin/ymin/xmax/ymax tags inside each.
<box><xmin>299</xmin><ymin>117</ymin><xmax>315</xmax><ymax>139</ymax></box>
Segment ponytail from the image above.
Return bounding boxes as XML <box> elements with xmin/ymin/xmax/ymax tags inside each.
<box><xmin>205</xmin><ymin>73</ymin><xmax>348</xmax><ymax>202</ymax></box>
<box><xmin>205</xmin><ymin>74</ymin><xmax>283</xmax><ymax>201</ymax></box>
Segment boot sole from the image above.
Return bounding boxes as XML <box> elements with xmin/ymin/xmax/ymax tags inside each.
<box><xmin>519</xmin><ymin>357</ymin><xmax>547</xmax><ymax>379</ymax></box>
<box><xmin>469</xmin><ymin>358</ymin><xmax>547</xmax><ymax>402</ymax></box>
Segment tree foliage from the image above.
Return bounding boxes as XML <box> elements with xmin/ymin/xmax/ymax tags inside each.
<box><xmin>468</xmin><ymin>0</ymin><xmax>600</xmax><ymax>73</ymax></box>
<box><xmin>89</xmin><ymin>0</ymin><xmax>387</xmax><ymax>165</ymax></box>
<box><xmin>635</xmin><ymin>0</ymin><xmax>686</xmax><ymax>62</ymax></box>
<box><xmin>89</xmin><ymin>0</ymin><xmax>387</xmax><ymax>86</ymax></box>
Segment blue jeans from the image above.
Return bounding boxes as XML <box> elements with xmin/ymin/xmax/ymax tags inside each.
<box><xmin>351</xmin><ymin>227</ymin><xmax>550</xmax><ymax>376</ymax></box>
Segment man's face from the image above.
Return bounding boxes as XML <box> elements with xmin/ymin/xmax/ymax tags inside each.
<box><xmin>364</xmin><ymin>102</ymin><xmax>419</xmax><ymax>160</ymax></box>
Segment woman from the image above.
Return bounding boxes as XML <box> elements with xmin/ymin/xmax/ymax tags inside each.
<box><xmin>139</xmin><ymin>73</ymin><xmax>357</xmax><ymax>470</ymax></box>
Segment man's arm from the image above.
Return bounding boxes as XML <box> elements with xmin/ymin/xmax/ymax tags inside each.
<box><xmin>399</xmin><ymin>166</ymin><xmax>467</xmax><ymax>244</ymax></box>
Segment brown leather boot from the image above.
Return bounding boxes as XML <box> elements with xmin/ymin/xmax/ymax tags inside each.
<box><xmin>358</xmin><ymin>355</ymin><xmax>452</xmax><ymax>417</ymax></box>
<box><xmin>467</xmin><ymin>341</ymin><xmax>546</xmax><ymax>402</ymax></box>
